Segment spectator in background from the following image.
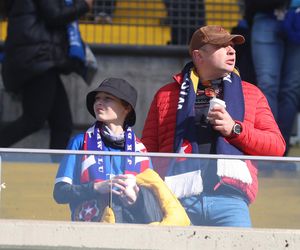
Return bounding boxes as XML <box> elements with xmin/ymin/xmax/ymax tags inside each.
<box><xmin>163</xmin><ymin>0</ymin><xmax>205</xmax><ymax>45</ymax></box>
<box><xmin>0</xmin><ymin>52</ymin><xmax>3</xmax><ymax>64</ymax></box>
<box><xmin>0</xmin><ymin>0</ymin><xmax>93</xmax><ymax>153</ymax></box>
<box><xmin>142</xmin><ymin>25</ymin><xmax>285</xmax><ymax>227</ymax></box>
<box><xmin>0</xmin><ymin>0</ymin><xmax>6</xmax><ymax>19</ymax></box>
<box><xmin>246</xmin><ymin>0</ymin><xmax>300</xmax><ymax>155</ymax></box>
<box><xmin>231</xmin><ymin>19</ymin><xmax>257</xmax><ymax>84</ymax></box>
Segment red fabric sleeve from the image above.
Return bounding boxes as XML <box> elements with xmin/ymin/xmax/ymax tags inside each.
<box><xmin>227</xmin><ymin>82</ymin><xmax>286</xmax><ymax>156</ymax></box>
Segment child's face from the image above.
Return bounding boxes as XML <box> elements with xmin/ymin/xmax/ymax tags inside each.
<box><xmin>93</xmin><ymin>92</ymin><xmax>130</xmax><ymax>127</ymax></box>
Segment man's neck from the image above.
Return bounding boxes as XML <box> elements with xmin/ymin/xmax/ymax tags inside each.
<box><xmin>196</xmin><ymin>68</ymin><xmax>230</xmax><ymax>82</ymax></box>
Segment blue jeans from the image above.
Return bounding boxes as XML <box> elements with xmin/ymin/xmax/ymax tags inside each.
<box><xmin>251</xmin><ymin>13</ymin><xmax>300</xmax><ymax>152</ymax></box>
<box><xmin>180</xmin><ymin>193</ymin><xmax>251</xmax><ymax>227</ymax></box>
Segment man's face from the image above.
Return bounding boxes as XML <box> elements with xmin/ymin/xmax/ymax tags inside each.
<box><xmin>194</xmin><ymin>42</ymin><xmax>236</xmax><ymax>79</ymax></box>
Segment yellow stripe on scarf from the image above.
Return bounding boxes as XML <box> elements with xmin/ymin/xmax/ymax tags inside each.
<box><xmin>190</xmin><ymin>67</ymin><xmax>199</xmax><ymax>92</ymax></box>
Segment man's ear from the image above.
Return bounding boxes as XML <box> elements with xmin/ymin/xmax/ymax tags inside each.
<box><xmin>192</xmin><ymin>49</ymin><xmax>203</xmax><ymax>65</ymax></box>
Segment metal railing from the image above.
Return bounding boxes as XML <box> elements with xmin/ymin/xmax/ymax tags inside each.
<box><xmin>0</xmin><ymin>0</ymin><xmax>244</xmax><ymax>47</ymax></box>
<box><xmin>0</xmin><ymin>147</ymin><xmax>300</xmax><ymax>229</ymax></box>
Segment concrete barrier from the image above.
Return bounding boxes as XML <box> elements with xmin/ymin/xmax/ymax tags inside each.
<box><xmin>1</xmin><ymin>219</ymin><xmax>300</xmax><ymax>250</ymax></box>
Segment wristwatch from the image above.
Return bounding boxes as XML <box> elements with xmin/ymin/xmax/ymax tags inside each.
<box><xmin>232</xmin><ymin>123</ymin><xmax>242</xmax><ymax>135</ymax></box>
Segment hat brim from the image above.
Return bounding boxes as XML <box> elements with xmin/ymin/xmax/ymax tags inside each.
<box><xmin>210</xmin><ymin>34</ymin><xmax>245</xmax><ymax>46</ymax></box>
<box><xmin>86</xmin><ymin>91</ymin><xmax>97</xmax><ymax>118</ymax></box>
<box><xmin>229</xmin><ymin>34</ymin><xmax>245</xmax><ymax>45</ymax></box>
<box><xmin>189</xmin><ymin>34</ymin><xmax>245</xmax><ymax>55</ymax></box>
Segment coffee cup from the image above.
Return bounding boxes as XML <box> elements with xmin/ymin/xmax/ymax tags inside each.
<box><xmin>209</xmin><ymin>97</ymin><xmax>226</xmax><ymax>112</ymax></box>
<box><xmin>124</xmin><ymin>174</ymin><xmax>136</xmax><ymax>197</ymax></box>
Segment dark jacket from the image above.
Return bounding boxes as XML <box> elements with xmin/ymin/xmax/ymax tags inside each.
<box><xmin>2</xmin><ymin>0</ymin><xmax>89</xmax><ymax>92</ymax></box>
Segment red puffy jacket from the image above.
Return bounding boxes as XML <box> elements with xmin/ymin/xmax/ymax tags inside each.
<box><xmin>142</xmin><ymin>72</ymin><xmax>286</xmax><ymax>203</ymax></box>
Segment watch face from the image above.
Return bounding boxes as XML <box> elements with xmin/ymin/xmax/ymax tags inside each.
<box><xmin>233</xmin><ymin>123</ymin><xmax>242</xmax><ymax>134</ymax></box>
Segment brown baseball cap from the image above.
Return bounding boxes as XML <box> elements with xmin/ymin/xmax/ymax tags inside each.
<box><xmin>189</xmin><ymin>25</ymin><xmax>245</xmax><ymax>55</ymax></box>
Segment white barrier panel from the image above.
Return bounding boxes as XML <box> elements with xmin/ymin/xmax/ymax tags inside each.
<box><xmin>1</xmin><ymin>219</ymin><xmax>300</xmax><ymax>250</ymax></box>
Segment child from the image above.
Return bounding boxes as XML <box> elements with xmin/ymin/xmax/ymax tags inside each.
<box><xmin>53</xmin><ymin>78</ymin><xmax>153</xmax><ymax>221</ymax></box>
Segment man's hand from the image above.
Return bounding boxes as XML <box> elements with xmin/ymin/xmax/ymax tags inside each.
<box><xmin>207</xmin><ymin>105</ymin><xmax>235</xmax><ymax>137</ymax></box>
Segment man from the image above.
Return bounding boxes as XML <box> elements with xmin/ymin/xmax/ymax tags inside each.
<box><xmin>142</xmin><ymin>25</ymin><xmax>285</xmax><ymax>227</ymax></box>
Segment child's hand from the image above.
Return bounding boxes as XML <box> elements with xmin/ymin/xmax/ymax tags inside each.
<box><xmin>93</xmin><ymin>175</ymin><xmax>127</xmax><ymax>194</ymax></box>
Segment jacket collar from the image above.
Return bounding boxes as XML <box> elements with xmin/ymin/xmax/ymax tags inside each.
<box><xmin>173</xmin><ymin>72</ymin><xmax>184</xmax><ymax>85</ymax></box>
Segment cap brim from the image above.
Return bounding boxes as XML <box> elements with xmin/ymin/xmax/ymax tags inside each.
<box><xmin>210</xmin><ymin>34</ymin><xmax>245</xmax><ymax>46</ymax></box>
<box><xmin>231</xmin><ymin>34</ymin><xmax>245</xmax><ymax>45</ymax></box>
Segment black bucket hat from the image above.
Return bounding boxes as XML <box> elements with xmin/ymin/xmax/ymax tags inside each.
<box><xmin>86</xmin><ymin>78</ymin><xmax>137</xmax><ymax>126</ymax></box>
